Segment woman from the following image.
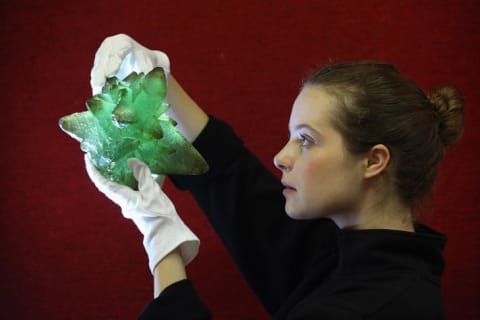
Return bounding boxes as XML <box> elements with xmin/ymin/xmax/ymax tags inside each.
<box><xmin>86</xmin><ymin>34</ymin><xmax>464</xmax><ymax>319</ymax></box>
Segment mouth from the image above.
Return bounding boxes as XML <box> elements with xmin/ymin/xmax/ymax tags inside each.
<box><xmin>281</xmin><ymin>181</ymin><xmax>297</xmax><ymax>195</ymax></box>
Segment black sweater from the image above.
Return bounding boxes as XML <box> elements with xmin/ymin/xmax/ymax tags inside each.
<box><xmin>139</xmin><ymin>117</ymin><xmax>446</xmax><ymax>319</ymax></box>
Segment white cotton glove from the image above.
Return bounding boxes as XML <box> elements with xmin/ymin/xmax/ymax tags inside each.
<box><xmin>90</xmin><ymin>33</ymin><xmax>170</xmax><ymax>95</ymax></box>
<box><xmin>84</xmin><ymin>155</ymin><xmax>199</xmax><ymax>273</ymax></box>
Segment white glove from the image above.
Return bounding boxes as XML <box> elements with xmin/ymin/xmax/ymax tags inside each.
<box><xmin>84</xmin><ymin>155</ymin><xmax>199</xmax><ymax>273</ymax></box>
<box><xmin>90</xmin><ymin>33</ymin><xmax>170</xmax><ymax>95</ymax></box>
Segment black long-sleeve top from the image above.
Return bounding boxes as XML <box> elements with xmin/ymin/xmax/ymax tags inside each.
<box><xmin>139</xmin><ymin>117</ymin><xmax>447</xmax><ymax>319</ymax></box>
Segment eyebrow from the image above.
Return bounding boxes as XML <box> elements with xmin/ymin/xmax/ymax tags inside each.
<box><xmin>292</xmin><ymin>124</ymin><xmax>320</xmax><ymax>134</ymax></box>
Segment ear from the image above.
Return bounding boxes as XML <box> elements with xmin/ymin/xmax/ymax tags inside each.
<box><xmin>364</xmin><ymin>144</ymin><xmax>390</xmax><ymax>179</ymax></box>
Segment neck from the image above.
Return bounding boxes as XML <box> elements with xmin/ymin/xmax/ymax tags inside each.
<box><xmin>329</xmin><ymin>190</ymin><xmax>415</xmax><ymax>232</ymax></box>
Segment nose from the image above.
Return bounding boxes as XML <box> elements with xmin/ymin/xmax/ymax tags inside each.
<box><xmin>274</xmin><ymin>143</ymin><xmax>293</xmax><ymax>172</ymax></box>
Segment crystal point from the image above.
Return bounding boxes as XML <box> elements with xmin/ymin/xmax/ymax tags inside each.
<box><xmin>59</xmin><ymin>67</ymin><xmax>208</xmax><ymax>189</ymax></box>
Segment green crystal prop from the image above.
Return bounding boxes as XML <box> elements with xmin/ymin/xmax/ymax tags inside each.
<box><xmin>59</xmin><ymin>67</ymin><xmax>208</xmax><ymax>189</ymax></box>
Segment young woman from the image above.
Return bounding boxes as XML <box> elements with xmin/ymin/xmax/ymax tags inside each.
<box><xmin>86</xmin><ymin>34</ymin><xmax>464</xmax><ymax>319</ymax></box>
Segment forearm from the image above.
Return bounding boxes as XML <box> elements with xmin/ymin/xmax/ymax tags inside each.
<box><xmin>166</xmin><ymin>75</ymin><xmax>209</xmax><ymax>142</ymax></box>
<box><xmin>153</xmin><ymin>248</ymin><xmax>187</xmax><ymax>297</ymax></box>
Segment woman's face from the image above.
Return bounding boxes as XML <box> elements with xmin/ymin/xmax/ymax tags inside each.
<box><xmin>274</xmin><ymin>85</ymin><xmax>367</xmax><ymax>221</ymax></box>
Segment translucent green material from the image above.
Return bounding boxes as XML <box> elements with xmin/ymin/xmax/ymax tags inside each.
<box><xmin>59</xmin><ymin>67</ymin><xmax>208</xmax><ymax>189</ymax></box>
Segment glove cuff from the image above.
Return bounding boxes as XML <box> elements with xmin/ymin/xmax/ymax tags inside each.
<box><xmin>144</xmin><ymin>227</ymin><xmax>200</xmax><ymax>274</ymax></box>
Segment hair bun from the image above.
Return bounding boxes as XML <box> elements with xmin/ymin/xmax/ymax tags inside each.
<box><xmin>427</xmin><ymin>85</ymin><xmax>465</xmax><ymax>148</ymax></box>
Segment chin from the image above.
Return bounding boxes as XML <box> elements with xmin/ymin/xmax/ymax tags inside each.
<box><xmin>285</xmin><ymin>203</ymin><xmax>332</xmax><ymax>220</ymax></box>
<box><xmin>285</xmin><ymin>208</ymin><xmax>315</xmax><ymax>220</ymax></box>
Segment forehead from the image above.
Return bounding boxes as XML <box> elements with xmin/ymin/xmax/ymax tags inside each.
<box><xmin>289</xmin><ymin>85</ymin><xmax>338</xmax><ymax>130</ymax></box>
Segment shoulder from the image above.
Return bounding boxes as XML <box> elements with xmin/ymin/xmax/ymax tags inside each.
<box><xmin>288</xmin><ymin>270</ymin><xmax>443</xmax><ymax>320</ymax></box>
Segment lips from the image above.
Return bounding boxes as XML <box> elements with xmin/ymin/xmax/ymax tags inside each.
<box><xmin>281</xmin><ymin>181</ymin><xmax>296</xmax><ymax>195</ymax></box>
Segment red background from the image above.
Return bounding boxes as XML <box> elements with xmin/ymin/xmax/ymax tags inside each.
<box><xmin>1</xmin><ymin>1</ymin><xmax>479</xmax><ymax>319</ymax></box>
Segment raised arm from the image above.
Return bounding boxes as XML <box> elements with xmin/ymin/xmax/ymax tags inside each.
<box><xmin>165</xmin><ymin>75</ymin><xmax>208</xmax><ymax>143</ymax></box>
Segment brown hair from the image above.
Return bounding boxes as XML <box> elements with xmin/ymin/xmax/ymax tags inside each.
<box><xmin>305</xmin><ymin>62</ymin><xmax>464</xmax><ymax>207</ymax></box>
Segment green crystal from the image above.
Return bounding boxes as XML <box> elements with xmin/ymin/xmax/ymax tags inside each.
<box><xmin>59</xmin><ymin>67</ymin><xmax>208</xmax><ymax>189</ymax></box>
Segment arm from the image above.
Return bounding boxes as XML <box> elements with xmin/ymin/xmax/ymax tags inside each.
<box><xmin>85</xmin><ymin>157</ymin><xmax>210</xmax><ymax>318</ymax></box>
<box><xmin>141</xmin><ymin>278</ymin><xmax>211</xmax><ymax>320</ymax></box>
<box><xmin>140</xmin><ymin>250</ymin><xmax>211</xmax><ymax>319</ymax></box>
<box><xmin>165</xmin><ymin>75</ymin><xmax>209</xmax><ymax>143</ymax></box>
<box><xmin>153</xmin><ymin>248</ymin><xmax>187</xmax><ymax>296</ymax></box>
<box><xmin>140</xmin><ymin>251</ymin><xmax>211</xmax><ymax>320</ymax></box>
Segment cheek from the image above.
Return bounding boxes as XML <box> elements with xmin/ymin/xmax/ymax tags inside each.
<box><xmin>300</xmin><ymin>155</ymin><xmax>359</xmax><ymax>197</ymax></box>
<box><xmin>300</xmin><ymin>156</ymin><xmax>334</xmax><ymax>183</ymax></box>
<box><xmin>304</xmin><ymin>164</ymin><xmax>324</xmax><ymax>185</ymax></box>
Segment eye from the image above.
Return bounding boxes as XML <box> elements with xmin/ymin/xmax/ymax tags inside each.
<box><xmin>298</xmin><ymin>134</ymin><xmax>314</xmax><ymax>147</ymax></box>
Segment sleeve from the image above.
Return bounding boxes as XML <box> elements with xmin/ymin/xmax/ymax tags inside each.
<box><xmin>170</xmin><ymin>117</ymin><xmax>338</xmax><ymax>314</ymax></box>
<box><xmin>138</xmin><ymin>280</ymin><xmax>211</xmax><ymax>320</ymax></box>
<box><xmin>288</xmin><ymin>305</ymin><xmax>362</xmax><ymax>320</ymax></box>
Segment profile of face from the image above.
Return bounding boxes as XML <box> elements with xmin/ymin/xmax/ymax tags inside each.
<box><xmin>274</xmin><ymin>85</ymin><xmax>368</xmax><ymax>221</ymax></box>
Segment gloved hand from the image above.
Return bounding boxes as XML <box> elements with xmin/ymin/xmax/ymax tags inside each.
<box><xmin>90</xmin><ymin>33</ymin><xmax>170</xmax><ymax>95</ymax></box>
<box><xmin>85</xmin><ymin>155</ymin><xmax>199</xmax><ymax>273</ymax></box>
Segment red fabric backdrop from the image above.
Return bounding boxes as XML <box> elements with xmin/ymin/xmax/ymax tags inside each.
<box><xmin>1</xmin><ymin>0</ymin><xmax>479</xmax><ymax>318</ymax></box>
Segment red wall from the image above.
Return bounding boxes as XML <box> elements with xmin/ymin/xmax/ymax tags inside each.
<box><xmin>1</xmin><ymin>1</ymin><xmax>478</xmax><ymax>318</ymax></box>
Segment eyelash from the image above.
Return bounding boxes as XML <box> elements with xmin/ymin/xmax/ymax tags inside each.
<box><xmin>298</xmin><ymin>134</ymin><xmax>314</xmax><ymax>147</ymax></box>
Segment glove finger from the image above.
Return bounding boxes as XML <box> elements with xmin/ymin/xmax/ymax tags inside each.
<box><xmin>127</xmin><ymin>158</ymin><xmax>157</xmax><ymax>192</ymax></box>
<box><xmin>84</xmin><ymin>155</ymin><xmax>111</xmax><ymax>191</ymax></box>
<box><xmin>90</xmin><ymin>34</ymin><xmax>136</xmax><ymax>93</ymax></box>
<box><xmin>126</xmin><ymin>158</ymin><xmax>166</xmax><ymax>188</ymax></box>
<box><xmin>134</xmin><ymin>49</ymin><xmax>171</xmax><ymax>76</ymax></box>
<box><xmin>152</xmin><ymin>50</ymin><xmax>171</xmax><ymax>75</ymax></box>
<box><xmin>133</xmin><ymin>50</ymin><xmax>155</xmax><ymax>74</ymax></box>
<box><xmin>127</xmin><ymin>158</ymin><xmax>176</xmax><ymax>218</ymax></box>
<box><xmin>85</xmin><ymin>155</ymin><xmax>138</xmax><ymax>207</ymax></box>
<box><xmin>116</xmin><ymin>52</ymin><xmax>139</xmax><ymax>79</ymax></box>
